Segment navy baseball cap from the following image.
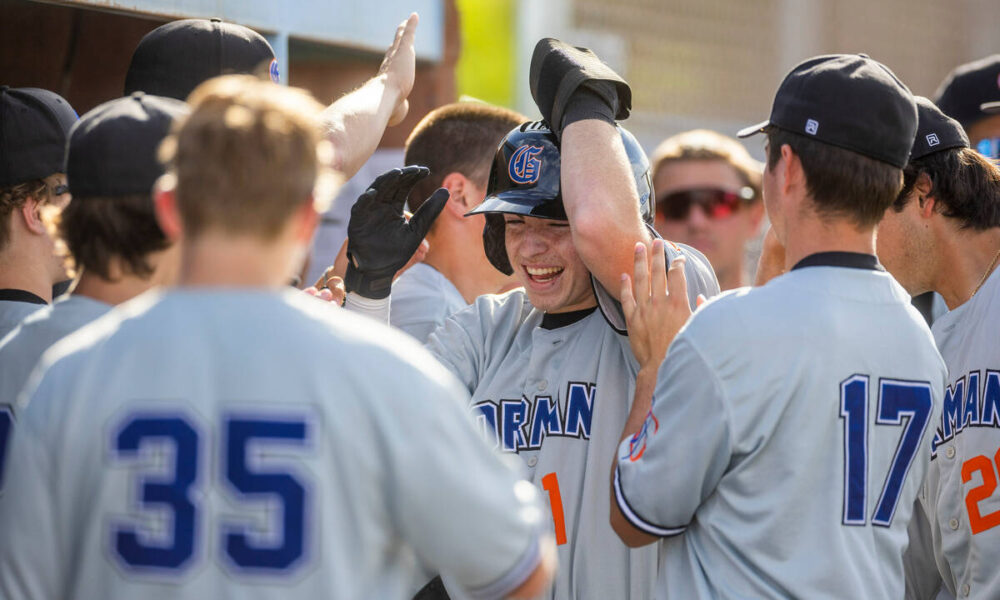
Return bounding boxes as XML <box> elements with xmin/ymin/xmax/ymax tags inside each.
<box><xmin>124</xmin><ymin>18</ymin><xmax>278</xmax><ymax>101</ymax></box>
<box><xmin>933</xmin><ymin>55</ymin><xmax>1000</xmax><ymax>130</ymax></box>
<box><xmin>738</xmin><ymin>54</ymin><xmax>918</xmax><ymax>168</ymax></box>
<box><xmin>909</xmin><ymin>96</ymin><xmax>969</xmax><ymax>161</ymax></box>
<box><xmin>0</xmin><ymin>86</ymin><xmax>78</xmax><ymax>187</ymax></box>
<box><xmin>66</xmin><ymin>93</ymin><xmax>189</xmax><ymax>197</ymax></box>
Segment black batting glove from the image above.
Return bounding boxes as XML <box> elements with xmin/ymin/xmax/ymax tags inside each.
<box><xmin>344</xmin><ymin>166</ymin><xmax>449</xmax><ymax>299</ymax></box>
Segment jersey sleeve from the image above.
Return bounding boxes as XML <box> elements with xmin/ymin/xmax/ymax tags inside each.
<box><xmin>0</xmin><ymin>379</ymin><xmax>62</xmax><ymax>600</ymax></box>
<box><xmin>424</xmin><ymin>304</ymin><xmax>488</xmax><ymax>395</ymax></box>
<box><xmin>386</xmin><ymin>360</ymin><xmax>544</xmax><ymax>599</ymax></box>
<box><xmin>613</xmin><ymin>334</ymin><xmax>732</xmax><ymax>536</ymax></box>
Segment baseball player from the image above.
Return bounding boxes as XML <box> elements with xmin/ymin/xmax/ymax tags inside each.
<box><xmin>611</xmin><ymin>54</ymin><xmax>946</xmax><ymax>598</ymax></box>
<box><xmin>0</xmin><ymin>94</ymin><xmax>187</xmax><ymax>491</ymax></box>
<box><xmin>934</xmin><ymin>55</ymin><xmax>1000</xmax><ymax>158</ymax></box>
<box><xmin>0</xmin><ymin>75</ymin><xmax>554</xmax><ymax>600</ymax></box>
<box><xmin>390</xmin><ymin>102</ymin><xmax>524</xmax><ymax>342</ymax></box>
<box><xmin>876</xmin><ymin>97</ymin><xmax>1000</xmax><ymax>599</ymax></box>
<box><xmin>0</xmin><ymin>86</ymin><xmax>77</xmax><ymax>336</ymax></box>
<box><xmin>342</xmin><ymin>39</ymin><xmax>719</xmax><ymax>599</ymax></box>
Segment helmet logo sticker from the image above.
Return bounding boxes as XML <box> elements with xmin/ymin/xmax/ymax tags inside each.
<box><xmin>509</xmin><ymin>145</ymin><xmax>544</xmax><ymax>184</ymax></box>
<box><xmin>269</xmin><ymin>59</ymin><xmax>281</xmax><ymax>83</ymax></box>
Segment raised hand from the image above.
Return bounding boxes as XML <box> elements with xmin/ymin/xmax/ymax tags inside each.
<box><xmin>344</xmin><ymin>166</ymin><xmax>448</xmax><ymax>299</ymax></box>
<box><xmin>620</xmin><ymin>239</ymin><xmax>693</xmax><ymax>372</ymax></box>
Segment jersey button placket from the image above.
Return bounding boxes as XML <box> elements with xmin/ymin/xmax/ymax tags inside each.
<box><xmin>962</xmin><ymin>583</ymin><xmax>970</xmax><ymax>596</ymax></box>
<box><xmin>949</xmin><ymin>518</ymin><xmax>960</xmax><ymax>530</ymax></box>
<box><xmin>945</xmin><ymin>446</ymin><xmax>956</xmax><ymax>459</ymax></box>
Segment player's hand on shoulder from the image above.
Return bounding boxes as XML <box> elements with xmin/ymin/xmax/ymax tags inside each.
<box><xmin>620</xmin><ymin>239</ymin><xmax>692</xmax><ymax>372</ymax></box>
<box><xmin>345</xmin><ymin>166</ymin><xmax>448</xmax><ymax>299</ymax></box>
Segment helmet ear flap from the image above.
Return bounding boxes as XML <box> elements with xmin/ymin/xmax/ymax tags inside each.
<box><xmin>483</xmin><ymin>213</ymin><xmax>513</xmax><ymax>275</ymax></box>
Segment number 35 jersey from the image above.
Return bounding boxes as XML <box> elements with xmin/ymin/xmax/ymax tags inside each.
<box><xmin>908</xmin><ymin>267</ymin><xmax>1000</xmax><ymax>599</ymax></box>
<box><xmin>0</xmin><ymin>290</ymin><xmax>545</xmax><ymax>600</ymax></box>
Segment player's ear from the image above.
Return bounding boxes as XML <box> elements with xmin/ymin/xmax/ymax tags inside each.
<box><xmin>19</xmin><ymin>194</ymin><xmax>47</xmax><ymax>236</ymax></box>
<box><xmin>914</xmin><ymin>173</ymin><xmax>936</xmax><ymax>219</ymax></box>
<box><xmin>779</xmin><ymin>144</ymin><xmax>801</xmax><ymax>196</ymax></box>
<box><xmin>153</xmin><ymin>174</ymin><xmax>183</xmax><ymax>242</ymax></box>
<box><xmin>293</xmin><ymin>198</ymin><xmax>319</xmax><ymax>243</ymax></box>
<box><xmin>440</xmin><ymin>172</ymin><xmax>473</xmax><ymax>216</ymax></box>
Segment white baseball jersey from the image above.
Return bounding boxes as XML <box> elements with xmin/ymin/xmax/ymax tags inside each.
<box><xmin>904</xmin><ymin>266</ymin><xmax>1000</xmax><ymax>599</ymax></box>
<box><xmin>426</xmin><ymin>242</ymin><xmax>718</xmax><ymax>600</ymax></box>
<box><xmin>0</xmin><ymin>289</ymin><xmax>545</xmax><ymax>600</ymax></box>
<box><xmin>390</xmin><ymin>262</ymin><xmax>468</xmax><ymax>343</ymax></box>
<box><xmin>615</xmin><ymin>258</ymin><xmax>946</xmax><ymax>599</ymax></box>
<box><xmin>0</xmin><ymin>292</ymin><xmax>47</xmax><ymax>339</ymax></box>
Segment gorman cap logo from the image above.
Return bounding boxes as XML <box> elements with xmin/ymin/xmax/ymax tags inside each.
<box><xmin>269</xmin><ymin>58</ymin><xmax>281</xmax><ymax>83</ymax></box>
<box><xmin>509</xmin><ymin>145</ymin><xmax>544</xmax><ymax>185</ymax></box>
<box><xmin>926</xmin><ymin>133</ymin><xmax>940</xmax><ymax>147</ymax></box>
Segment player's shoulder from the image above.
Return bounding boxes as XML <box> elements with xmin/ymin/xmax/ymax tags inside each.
<box><xmin>662</xmin><ymin>237</ymin><xmax>721</xmax><ymax>299</ymax></box>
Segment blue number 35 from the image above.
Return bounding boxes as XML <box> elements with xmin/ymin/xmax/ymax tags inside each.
<box><xmin>110</xmin><ymin>411</ymin><xmax>313</xmax><ymax>576</ymax></box>
<box><xmin>839</xmin><ymin>376</ymin><xmax>933</xmax><ymax>527</ymax></box>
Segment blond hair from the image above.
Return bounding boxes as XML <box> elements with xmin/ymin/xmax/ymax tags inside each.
<box><xmin>160</xmin><ymin>75</ymin><xmax>334</xmax><ymax>239</ymax></box>
<box><xmin>651</xmin><ymin>129</ymin><xmax>763</xmax><ymax>201</ymax></box>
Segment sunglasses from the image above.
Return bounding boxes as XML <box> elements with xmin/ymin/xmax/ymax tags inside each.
<box><xmin>49</xmin><ymin>183</ymin><xmax>69</xmax><ymax>197</ymax></box>
<box><xmin>656</xmin><ymin>186</ymin><xmax>755</xmax><ymax>220</ymax></box>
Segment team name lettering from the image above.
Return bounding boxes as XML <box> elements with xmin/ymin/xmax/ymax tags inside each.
<box><xmin>931</xmin><ymin>369</ymin><xmax>1000</xmax><ymax>458</ymax></box>
<box><xmin>473</xmin><ymin>382</ymin><xmax>596</xmax><ymax>452</ymax></box>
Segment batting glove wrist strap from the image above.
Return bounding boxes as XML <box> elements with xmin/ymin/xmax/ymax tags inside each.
<box><xmin>344</xmin><ymin>166</ymin><xmax>449</xmax><ymax>299</ymax></box>
<box><xmin>529</xmin><ymin>37</ymin><xmax>632</xmax><ymax>137</ymax></box>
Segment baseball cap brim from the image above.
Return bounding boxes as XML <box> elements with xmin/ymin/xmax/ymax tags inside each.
<box><xmin>737</xmin><ymin>119</ymin><xmax>770</xmax><ymax>139</ymax></box>
<box><xmin>981</xmin><ymin>101</ymin><xmax>1000</xmax><ymax>114</ymax></box>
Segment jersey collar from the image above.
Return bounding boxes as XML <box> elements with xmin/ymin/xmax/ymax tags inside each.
<box><xmin>791</xmin><ymin>252</ymin><xmax>884</xmax><ymax>272</ymax></box>
<box><xmin>0</xmin><ymin>289</ymin><xmax>48</xmax><ymax>305</ymax></box>
<box><xmin>541</xmin><ymin>306</ymin><xmax>597</xmax><ymax>330</ymax></box>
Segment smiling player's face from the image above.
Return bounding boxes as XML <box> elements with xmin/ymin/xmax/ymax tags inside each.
<box><xmin>504</xmin><ymin>215</ymin><xmax>596</xmax><ymax>314</ymax></box>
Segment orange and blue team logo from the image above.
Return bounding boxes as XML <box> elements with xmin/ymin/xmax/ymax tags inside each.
<box><xmin>269</xmin><ymin>59</ymin><xmax>280</xmax><ymax>83</ymax></box>
<box><xmin>627</xmin><ymin>410</ymin><xmax>659</xmax><ymax>462</ymax></box>
<box><xmin>509</xmin><ymin>145</ymin><xmax>544</xmax><ymax>184</ymax></box>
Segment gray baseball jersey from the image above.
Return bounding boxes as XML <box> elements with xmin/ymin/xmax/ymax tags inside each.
<box><xmin>904</xmin><ymin>266</ymin><xmax>1000</xmax><ymax>599</ymax></box>
<box><xmin>0</xmin><ymin>294</ymin><xmax>46</xmax><ymax>339</ymax></box>
<box><xmin>0</xmin><ymin>289</ymin><xmax>544</xmax><ymax>600</ymax></box>
<box><xmin>0</xmin><ymin>294</ymin><xmax>110</xmax><ymax>405</ymax></box>
<box><xmin>426</xmin><ymin>242</ymin><xmax>718</xmax><ymax>600</ymax></box>
<box><xmin>615</xmin><ymin>261</ymin><xmax>946</xmax><ymax>599</ymax></box>
<box><xmin>390</xmin><ymin>262</ymin><xmax>468</xmax><ymax>343</ymax></box>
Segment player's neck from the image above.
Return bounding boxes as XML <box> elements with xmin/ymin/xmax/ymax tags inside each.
<box><xmin>73</xmin><ymin>268</ymin><xmax>159</xmax><ymax>307</ymax></box>
<box><xmin>715</xmin><ymin>261</ymin><xmax>748</xmax><ymax>291</ymax></box>
<box><xmin>0</xmin><ymin>248</ymin><xmax>53</xmax><ymax>302</ymax></box>
<box><xmin>932</xmin><ymin>226</ymin><xmax>1000</xmax><ymax>310</ymax></box>
<box><xmin>177</xmin><ymin>233</ymin><xmax>301</xmax><ymax>289</ymax></box>
<box><xmin>781</xmin><ymin>217</ymin><xmax>876</xmax><ymax>270</ymax></box>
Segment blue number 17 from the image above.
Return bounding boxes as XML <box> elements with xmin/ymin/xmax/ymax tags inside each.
<box><xmin>840</xmin><ymin>376</ymin><xmax>933</xmax><ymax>527</ymax></box>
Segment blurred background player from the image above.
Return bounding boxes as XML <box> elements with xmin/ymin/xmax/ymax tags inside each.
<box><xmin>612</xmin><ymin>54</ymin><xmax>945</xmax><ymax>599</ymax></box>
<box><xmin>0</xmin><ymin>86</ymin><xmax>76</xmax><ymax>336</ymax></box>
<box><xmin>0</xmin><ymin>74</ymin><xmax>554</xmax><ymax>600</ymax></box>
<box><xmin>124</xmin><ymin>15</ymin><xmax>418</xmax><ymax>189</ymax></box>
<box><xmin>390</xmin><ymin>101</ymin><xmax>524</xmax><ymax>342</ymax></box>
<box><xmin>876</xmin><ymin>97</ymin><xmax>1000</xmax><ymax>600</ymax></box>
<box><xmin>650</xmin><ymin>129</ymin><xmax>764</xmax><ymax>290</ymax></box>
<box><xmin>0</xmin><ymin>93</ymin><xmax>186</xmax><ymax>407</ymax></box>
<box><xmin>934</xmin><ymin>55</ymin><xmax>1000</xmax><ymax>159</ymax></box>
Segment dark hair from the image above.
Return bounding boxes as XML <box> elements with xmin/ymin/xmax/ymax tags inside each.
<box><xmin>0</xmin><ymin>179</ymin><xmax>47</xmax><ymax>252</ymax></box>
<box><xmin>404</xmin><ymin>102</ymin><xmax>526</xmax><ymax>212</ymax></box>
<box><xmin>766</xmin><ymin>127</ymin><xmax>903</xmax><ymax>228</ymax></box>
<box><xmin>893</xmin><ymin>147</ymin><xmax>1000</xmax><ymax>230</ymax></box>
<box><xmin>58</xmin><ymin>194</ymin><xmax>169</xmax><ymax>279</ymax></box>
